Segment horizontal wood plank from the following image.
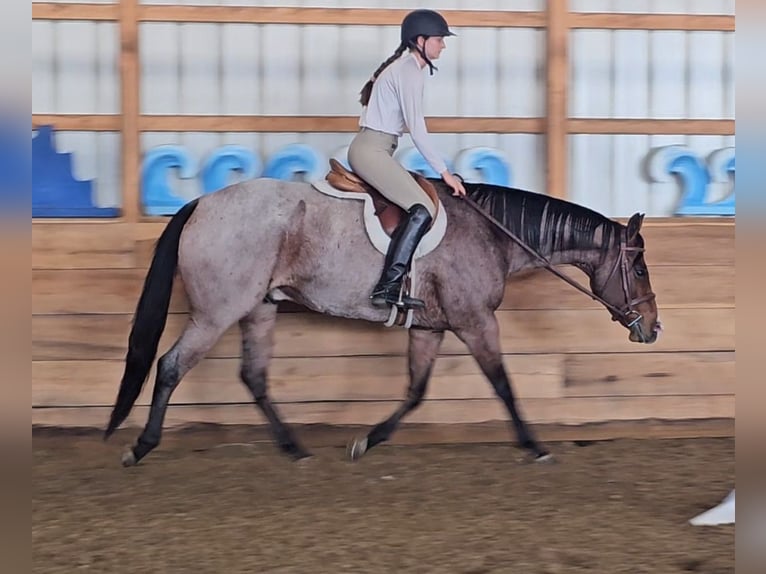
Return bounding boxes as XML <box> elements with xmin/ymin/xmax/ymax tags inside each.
<box><xmin>31</xmin><ymin>418</ymin><xmax>735</xmax><ymax>445</ymax></box>
<box><xmin>32</xmin><ymin>394</ymin><xmax>734</xmax><ymax>429</ymax></box>
<box><xmin>137</xmin><ymin>6</ymin><xmax>547</xmax><ymax>27</ymax></box>
<box><xmin>31</xmin><ymin>218</ymin><xmax>733</xmax><ymax>276</ymax></box>
<box><xmin>32</xmin><ymin>223</ymin><xmax>136</xmax><ymax>269</ymax></box>
<box><xmin>502</xmin><ymin>264</ymin><xmax>734</xmax><ymax>310</ymax></box>
<box><xmin>32</xmin><ymin>307</ymin><xmax>735</xmax><ymax>362</ymax></box>
<box><xmin>568</xmin><ymin>119</ymin><xmax>734</xmax><ymax>136</ymax></box>
<box><xmin>33</xmin><ymin>114</ymin><xmax>545</xmax><ymax>134</ymax></box>
<box><xmin>32</xmin><ymin>351</ymin><xmax>734</xmax><ymax>408</ymax></box>
<box><xmin>32</xmin><ymin>269</ymin><xmax>152</xmax><ymax>315</ymax></box>
<box><xmin>33</xmin><ymin>5</ymin><xmax>733</xmax><ymax>32</ymax></box>
<box><xmin>31</xmin><ymin>354</ymin><xmax>564</xmax><ymax>407</ymax></box>
<box><xmin>32</xmin><ymin>3</ymin><xmax>119</xmax><ymax>21</ymax></box>
<box><xmin>138</xmin><ymin>115</ymin><xmax>546</xmax><ymax>134</ymax></box>
<box><xmin>564</xmin><ymin>352</ymin><xmax>734</xmax><ymax>397</ymax></box>
<box><xmin>131</xmin><ymin>220</ymin><xmax>733</xmax><ymax>269</ymax></box>
<box><xmin>639</xmin><ymin>223</ymin><xmax>734</xmax><ymax>266</ymax></box>
<box><xmin>32</xmin><ymin>262</ymin><xmax>734</xmax><ymax>315</ymax></box>
<box><xmin>33</xmin><ymin>115</ymin><xmax>734</xmax><ymax>136</ymax></box>
<box><xmin>33</xmin><ymin>114</ymin><xmax>121</xmax><ymax>132</ymax></box>
<box><xmin>570</xmin><ymin>13</ymin><xmax>734</xmax><ymax>32</ymax></box>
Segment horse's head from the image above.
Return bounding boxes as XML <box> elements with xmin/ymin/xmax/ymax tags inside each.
<box><xmin>591</xmin><ymin>213</ymin><xmax>661</xmax><ymax>344</ymax></box>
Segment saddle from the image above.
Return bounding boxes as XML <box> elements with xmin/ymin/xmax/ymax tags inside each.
<box><xmin>325</xmin><ymin>158</ymin><xmax>440</xmax><ymax>236</ymax></box>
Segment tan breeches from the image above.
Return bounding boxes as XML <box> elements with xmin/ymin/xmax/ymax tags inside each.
<box><xmin>347</xmin><ymin>127</ymin><xmax>437</xmax><ymax>218</ymax></box>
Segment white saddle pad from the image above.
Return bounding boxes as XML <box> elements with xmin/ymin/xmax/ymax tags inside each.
<box><xmin>311</xmin><ymin>179</ymin><xmax>447</xmax><ymax>258</ymax></box>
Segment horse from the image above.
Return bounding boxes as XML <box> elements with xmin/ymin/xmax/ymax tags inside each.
<box><xmin>104</xmin><ymin>173</ymin><xmax>661</xmax><ymax>467</ymax></box>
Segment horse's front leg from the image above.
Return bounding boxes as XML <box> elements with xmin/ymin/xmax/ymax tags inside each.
<box><xmin>455</xmin><ymin>313</ymin><xmax>552</xmax><ymax>462</ymax></box>
<box><xmin>347</xmin><ymin>328</ymin><xmax>444</xmax><ymax>460</ymax></box>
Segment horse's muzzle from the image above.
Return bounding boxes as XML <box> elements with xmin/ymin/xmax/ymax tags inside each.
<box><xmin>629</xmin><ymin>319</ymin><xmax>662</xmax><ymax>344</ymax></box>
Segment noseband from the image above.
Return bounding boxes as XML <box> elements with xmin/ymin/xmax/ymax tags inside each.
<box><xmin>464</xmin><ymin>197</ymin><xmax>656</xmax><ymax>328</ymax></box>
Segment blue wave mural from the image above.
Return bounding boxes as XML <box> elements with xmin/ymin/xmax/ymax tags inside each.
<box><xmin>647</xmin><ymin>145</ymin><xmax>735</xmax><ymax>216</ymax></box>
<box><xmin>30</xmin><ymin>127</ymin><xmax>735</xmax><ymax>218</ymax></box>
<box><xmin>141</xmin><ymin>145</ymin><xmax>196</xmax><ymax>216</ymax></box>
<box><xmin>141</xmin><ymin>143</ymin><xmax>509</xmax><ymax>215</ymax></box>
<box><xmin>32</xmin><ymin>125</ymin><xmax>118</xmax><ymax>217</ymax></box>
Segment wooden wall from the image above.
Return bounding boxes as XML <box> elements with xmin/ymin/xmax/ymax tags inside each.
<box><xmin>32</xmin><ymin>218</ymin><xmax>735</xmax><ymax>439</ymax></box>
<box><xmin>31</xmin><ymin>2</ymin><xmax>735</xmax><ymax>441</ymax></box>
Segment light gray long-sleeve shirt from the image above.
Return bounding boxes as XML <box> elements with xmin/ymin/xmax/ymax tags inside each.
<box><xmin>359</xmin><ymin>52</ymin><xmax>448</xmax><ymax>176</ymax></box>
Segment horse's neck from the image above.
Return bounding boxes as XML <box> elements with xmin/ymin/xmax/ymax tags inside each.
<box><xmin>510</xmin><ymin>246</ymin><xmax>605</xmax><ymax>274</ymax></box>
<box><xmin>507</xmin><ymin>226</ymin><xmax>616</xmax><ymax>277</ymax></box>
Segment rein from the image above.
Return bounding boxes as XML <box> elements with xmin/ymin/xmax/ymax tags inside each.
<box><xmin>463</xmin><ymin>196</ymin><xmax>654</xmax><ymax>327</ymax></box>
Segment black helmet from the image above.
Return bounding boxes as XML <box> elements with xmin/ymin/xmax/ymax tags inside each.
<box><xmin>400</xmin><ymin>9</ymin><xmax>456</xmax><ymax>46</ymax></box>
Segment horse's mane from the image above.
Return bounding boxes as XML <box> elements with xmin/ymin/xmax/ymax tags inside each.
<box><xmin>459</xmin><ymin>182</ymin><xmax>621</xmax><ymax>259</ymax></box>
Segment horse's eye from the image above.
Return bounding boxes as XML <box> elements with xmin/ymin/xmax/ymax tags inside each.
<box><xmin>634</xmin><ymin>267</ymin><xmax>647</xmax><ymax>278</ymax></box>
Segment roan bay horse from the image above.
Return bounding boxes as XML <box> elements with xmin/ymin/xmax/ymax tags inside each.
<box><xmin>104</xmin><ymin>174</ymin><xmax>660</xmax><ymax>466</ymax></box>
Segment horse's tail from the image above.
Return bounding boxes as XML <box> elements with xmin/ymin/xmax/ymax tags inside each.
<box><xmin>104</xmin><ymin>199</ymin><xmax>199</xmax><ymax>439</ymax></box>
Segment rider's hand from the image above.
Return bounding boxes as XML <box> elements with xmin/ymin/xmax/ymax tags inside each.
<box><xmin>441</xmin><ymin>171</ymin><xmax>466</xmax><ymax>198</ymax></box>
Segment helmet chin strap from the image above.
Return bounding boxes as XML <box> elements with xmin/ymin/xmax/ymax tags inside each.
<box><xmin>411</xmin><ymin>41</ymin><xmax>437</xmax><ymax>75</ymax></box>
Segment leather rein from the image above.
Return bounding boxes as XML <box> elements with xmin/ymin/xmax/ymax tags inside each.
<box><xmin>463</xmin><ymin>196</ymin><xmax>656</xmax><ymax>328</ymax></box>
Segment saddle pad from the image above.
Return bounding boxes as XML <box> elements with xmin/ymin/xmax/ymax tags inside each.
<box><xmin>311</xmin><ymin>179</ymin><xmax>448</xmax><ymax>258</ymax></box>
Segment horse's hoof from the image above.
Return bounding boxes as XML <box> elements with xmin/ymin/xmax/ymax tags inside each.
<box><xmin>295</xmin><ymin>454</ymin><xmax>314</xmax><ymax>466</ymax></box>
<box><xmin>347</xmin><ymin>437</ymin><xmax>368</xmax><ymax>461</ymax></box>
<box><xmin>281</xmin><ymin>442</ymin><xmax>312</xmax><ymax>462</ymax></box>
<box><xmin>291</xmin><ymin>450</ymin><xmax>313</xmax><ymax>463</ymax></box>
<box><xmin>121</xmin><ymin>448</ymin><xmax>137</xmax><ymax>467</ymax></box>
<box><xmin>535</xmin><ymin>452</ymin><xmax>556</xmax><ymax>464</ymax></box>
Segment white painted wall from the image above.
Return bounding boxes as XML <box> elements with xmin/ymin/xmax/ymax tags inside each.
<box><xmin>32</xmin><ymin>6</ymin><xmax>120</xmax><ymax>208</ymax></box>
<box><xmin>567</xmin><ymin>0</ymin><xmax>734</xmax><ymax>215</ymax></box>
<box><xmin>32</xmin><ymin>0</ymin><xmax>734</xmax><ymax>215</ymax></box>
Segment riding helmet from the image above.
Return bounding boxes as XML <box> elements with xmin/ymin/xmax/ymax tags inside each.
<box><xmin>400</xmin><ymin>9</ymin><xmax>456</xmax><ymax>46</ymax></box>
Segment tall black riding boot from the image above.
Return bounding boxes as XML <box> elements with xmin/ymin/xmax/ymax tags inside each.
<box><xmin>370</xmin><ymin>203</ymin><xmax>433</xmax><ymax>309</ymax></box>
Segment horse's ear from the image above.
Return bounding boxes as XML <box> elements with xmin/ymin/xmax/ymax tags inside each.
<box><xmin>626</xmin><ymin>212</ymin><xmax>644</xmax><ymax>243</ymax></box>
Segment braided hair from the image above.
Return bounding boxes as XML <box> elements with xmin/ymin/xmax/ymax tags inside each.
<box><xmin>359</xmin><ymin>44</ymin><xmax>407</xmax><ymax>106</ymax></box>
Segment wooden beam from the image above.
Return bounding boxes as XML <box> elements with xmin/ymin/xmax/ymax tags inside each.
<box><xmin>32</xmin><ymin>114</ymin><xmax>120</xmax><ymax>131</ymax></box>
<box><xmin>119</xmin><ymin>0</ymin><xmax>140</xmax><ymax>222</ymax></box>
<box><xmin>32</xmin><ymin>5</ymin><xmax>733</xmax><ymax>32</ymax></box>
<box><xmin>33</xmin><ymin>114</ymin><xmax>734</xmax><ymax>137</ymax></box>
<box><xmin>135</xmin><ymin>115</ymin><xmax>545</xmax><ymax>134</ymax></box>
<box><xmin>32</xmin><ymin>115</ymin><xmax>545</xmax><ymax>134</ymax></box>
<box><xmin>32</xmin><ymin>114</ymin><xmax>544</xmax><ymax>134</ymax></box>
<box><xmin>568</xmin><ymin>118</ymin><xmax>735</xmax><ymax>135</ymax></box>
<box><xmin>546</xmin><ymin>0</ymin><xmax>569</xmax><ymax>199</ymax></box>
<box><xmin>32</xmin><ymin>2</ymin><xmax>119</xmax><ymax>21</ymax></box>
<box><xmin>136</xmin><ymin>6</ymin><xmax>547</xmax><ymax>28</ymax></box>
<box><xmin>31</xmin><ymin>395</ymin><xmax>735</xmax><ymax>428</ymax></box>
<box><xmin>30</xmin><ymin>115</ymin><xmax>542</xmax><ymax>134</ymax></box>
<box><xmin>31</xmin><ymin>412</ymin><xmax>735</xmax><ymax>441</ymax></box>
<box><xmin>570</xmin><ymin>13</ymin><xmax>734</xmax><ymax>32</ymax></box>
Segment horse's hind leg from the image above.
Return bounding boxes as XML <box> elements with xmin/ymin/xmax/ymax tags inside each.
<box><xmin>455</xmin><ymin>314</ymin><xmax>551</xmax><ymax>462</ymax></box>
<box><xmin>347</xmin><ymin>329</ymin><xmax>444</xmax><ymax>461</ymax></box>
<box><xmin>239</xmin><ymin>302</ymin><xmax>310</xmax><ymax>460</ymax></box>
<box><xmin>123</xmin><ymin>317</ymin><xmax>228</xmax><ymax>467</ymax></box>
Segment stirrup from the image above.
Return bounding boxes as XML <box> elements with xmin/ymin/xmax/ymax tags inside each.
<box><xmin>370</xmin><ymin>283</ymin><xmax>424</xmax><ymax>310</ymax></box>
<box><xmin>370</xmin><ymin>292</ymin><xmax>425</xmax><ymax>310</ymax></box>
<box><xmin>384</xmin><ymin>297</ymin><xmax>417</xmax><ymax>329</ymax></box>
<box><xmin>382</xmin><ymin>266</ymin><xmax>420</xmax><ymax>329</ymax></box>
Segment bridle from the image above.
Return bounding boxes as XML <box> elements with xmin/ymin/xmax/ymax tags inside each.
<box><xmin>463</xmin><ymin>197</ymin><xmax>656</xmax><ymax>329</ymax></box>
<box><xmin>598</xmin><ymin>235</ymin><xmax>656</xmax><ymax>328</ymax></box>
